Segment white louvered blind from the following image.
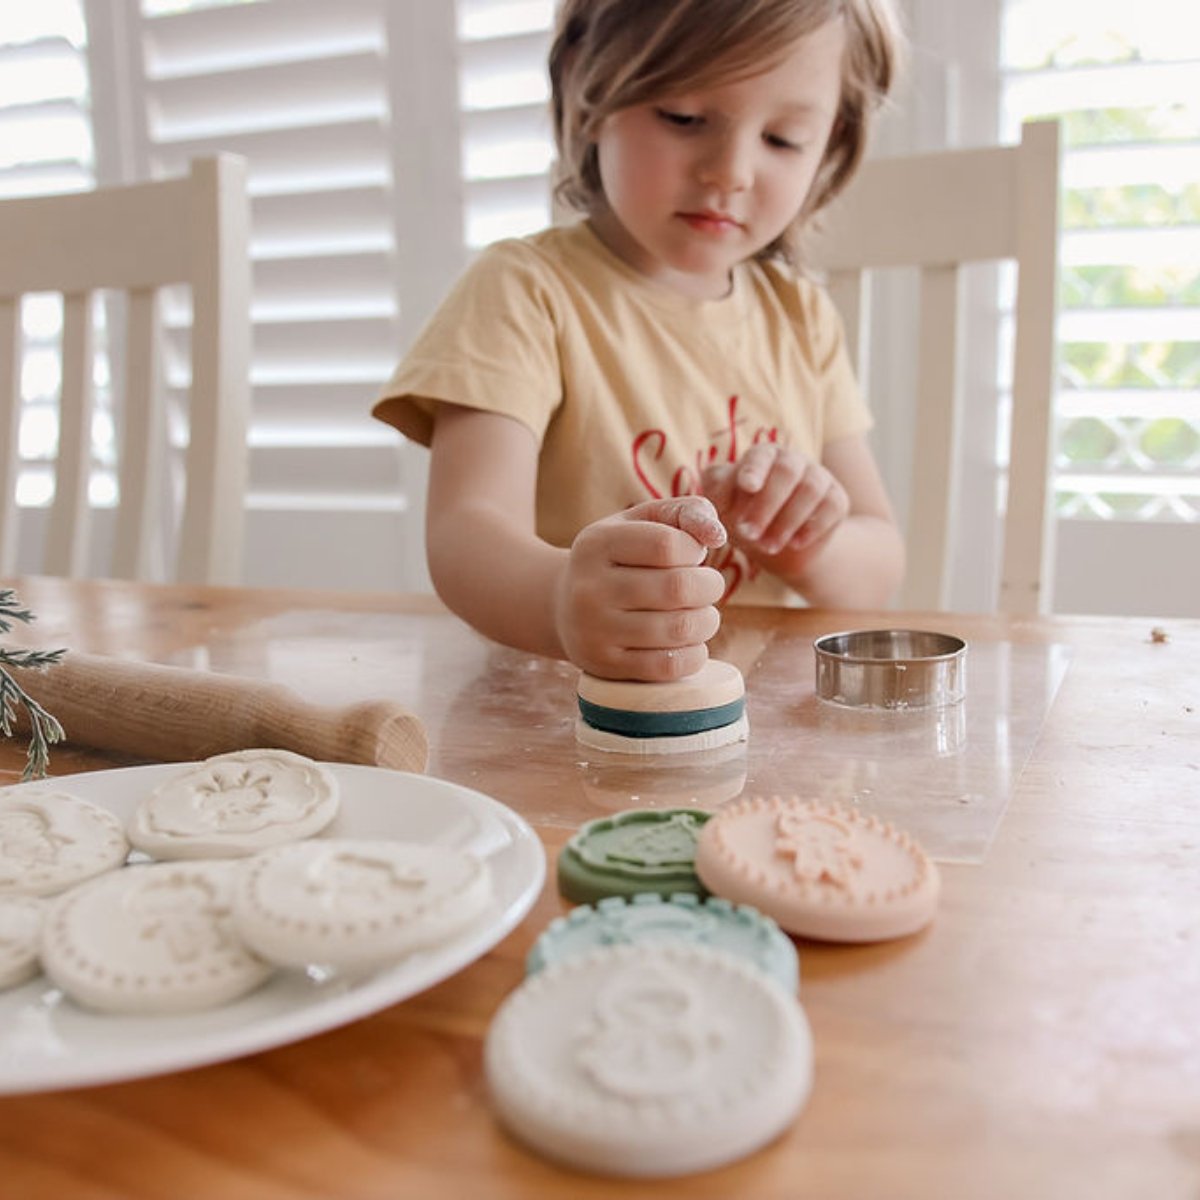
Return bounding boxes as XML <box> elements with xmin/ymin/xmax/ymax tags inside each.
<box><xmin>458</xmin><ymin>0</ymin><xmax>555</xmax><ymax>250</ymax></box>
<box><xmin>0</xmin><ymin>2</ymin><xmax>105</xmax><ymax>531</ymax></box>
<box><xmin>0</xmin><ymin>4</ymin><xmax>92</xmax><ymax>200</ymax></box>
<box><xmin>124</xmin><ymin>0</ymin><xmax>424</xmax><ymax>589</ymax></box>
<box><xmin>0</xmin><ymin>2</ymin><xmax>92</xmax><ymax>504</ymax></box>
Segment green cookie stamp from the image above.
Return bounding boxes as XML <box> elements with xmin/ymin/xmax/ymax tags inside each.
<box><xmin>556</xmin><ymin>808</ymin><xmax>712</xmax><ymax>904</ymax></box>
<box><xmin>528</xmin><ymin>892</ymin><xmax>800</xmax><ymax>995</ymax></box>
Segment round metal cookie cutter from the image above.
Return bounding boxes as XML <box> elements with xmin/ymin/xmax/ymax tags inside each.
<box><xmin>813</xmin><ymin>629</ymin><xmax>967</xmax><ymax>710</ymax></box>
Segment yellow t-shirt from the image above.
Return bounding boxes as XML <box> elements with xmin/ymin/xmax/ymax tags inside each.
<box><xmin>374</xmin><ymin>221</ymin><xmax>872</xmax><ymax>606</ymax></box>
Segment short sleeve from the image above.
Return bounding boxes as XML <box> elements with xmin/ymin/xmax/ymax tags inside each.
<box><xmin>372</xmin><ymin>239</ymin><xmax>565</xmax><ymax>447</ymax></box>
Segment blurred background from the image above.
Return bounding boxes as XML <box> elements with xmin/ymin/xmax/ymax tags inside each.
<box><xmin>2</xmin><ymin>0</ymin><xmax>1196</xmax><ymax>615</ymax></box>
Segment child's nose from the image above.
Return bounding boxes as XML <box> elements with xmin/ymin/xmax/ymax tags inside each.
<box><xmin>696</xmin><ymin>133</ymin><xmax>753</xmax><ymax>193</ymax></box>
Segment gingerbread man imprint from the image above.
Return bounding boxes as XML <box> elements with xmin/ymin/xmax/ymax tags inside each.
<box><xmin>774</xmin><ymin>810</ymin><xmax>865</xmax><ymax>895</ymax></box>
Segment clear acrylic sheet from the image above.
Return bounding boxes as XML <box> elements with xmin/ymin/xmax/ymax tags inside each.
<box><xmin>195</xmin><ymin>613</ymin><xmax>1072</xmax><ymax>867</ymax></box>
<box><xmin>740</xmin><ymin>640</ymin><xmax>1073</xmax><ymax>863</ymax></box>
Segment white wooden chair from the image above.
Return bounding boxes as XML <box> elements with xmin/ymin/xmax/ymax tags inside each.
<box><xmin>810</xmin><ymin>120</ymin><xmax>1061</xmax><ymax>615</ymax></box>
<box><xmin>0</xmin><ymin>156</ymin><xmax>251</xmax><ymax>585</ymax></box>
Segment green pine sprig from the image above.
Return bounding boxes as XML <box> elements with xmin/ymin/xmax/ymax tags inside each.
<box><xmin>0</xmin><ymin>589</ymin><xmax>66</xmax><ymax>781</ymax></box>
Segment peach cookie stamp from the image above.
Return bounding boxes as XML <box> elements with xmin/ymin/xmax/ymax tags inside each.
<box><xmin>0</xmin><ymin>895</ymin><xmax>45</xmax><ymax>990</ymax></box>
<box><xmin>128</xmin><ymin>748</ymin><xmax>339</xmax><ymax>860</ymax></box>
<box><xmin>232</xmin><ymin>839</ymin><xmax>493</xmax><ymax>972</ymax></box>
<box><xmin>694</xmin><ymin>796</ymin><xmax>940</xmax><ymax>943</ymax></box>
<box><xmin>485</xmin><ymin>941</ymin><xmax>813</xmax><ymax>1177</ymax></box>
<box><xmin>0</xmin><ymin>789</ymin><xmax>129</xmax><ymax>896</ymax></box>
<box><xmin>557</xmin><ymin>808</ymin><xmax>713</xmax><ymax>904</ymax></box>
<box><xmin>40</xmin><ymin>860</ymin><xmax>273</xmax><ymax>1014</ymax></box>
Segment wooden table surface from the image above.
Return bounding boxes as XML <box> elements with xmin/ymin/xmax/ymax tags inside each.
<box><xmin>0</xmin><ymin>575</ymin><xmax>1196</xmax><ymax>1200</ymax></box>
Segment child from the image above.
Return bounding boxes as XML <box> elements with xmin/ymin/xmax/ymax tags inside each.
<box><xmin>374</xmin><ymin>0</ymin><xmax>906</xmax><ymax>682</ymax></box>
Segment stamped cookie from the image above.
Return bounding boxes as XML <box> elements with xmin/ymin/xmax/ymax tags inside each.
<box><xmin>0</xmin><ymin>894</ymin><xmax>45</xmax><ymax>990</ymax></box>
<box><xmin>128</xmin><ymin>749</ymin><xmax>339</xmax><ymax>860</ymax></box>
<box><xmin>694</xmin><ymin>795</ymin><xmax>940</xmax><ymax>942</ymax></box>
<box><xmin>41</xmin><ymin>860</ymin><xmax>273</xmax><ymax>1014</ymax></box>
<box><xmin>557</xmin><ymin>809</ymin><xmax>712</xmax><ymax>904</ymax></box>
<box><xmin>0</xmin><ymin>790</ymin><xmax>129</xmax><ymax>896</ymax></box>
<box><xmin>527</xmin><ymin>892</ymin><xmax>800</xmax><ymax>995</ymax></box>
<box><xmin>232</xmin><ymin>839</ymin><xmax>493</xmax><ymax>972</ymax></box>
<box><xmin>486</xmin><ymin>940</ymin><xmax>813</xmax><ymax>1177</ymax></box>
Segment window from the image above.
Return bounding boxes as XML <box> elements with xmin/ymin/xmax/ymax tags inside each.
<box><xmin>458</xmin><ymin>0</ymin><xmax>555</xmax><ymax>250</ymax></box>
<box><xmin>0</xmin><ymin>1</ymin><xmax>102</xmax><ymax>526</ymax></box>
<box><xmin>899</xmin><ymin>0</ymin><xmax>1199</xmax><ymax>615</ymax></box>
<box><xmin>1001</xmin><ymin>1</ymin><xmax>1199</xmax><ymax>586</ymax></box>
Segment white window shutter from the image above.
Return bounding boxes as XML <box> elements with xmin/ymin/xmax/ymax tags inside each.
<box><xmin>1000</xmin><ymin>0</ymin><xmax>1200</xmax><ymax>614</ymax></box>
<box><xmin>7</xmin><ymin>0</ymin><xmax>560</xmax><ymax>590</ymax></box>
<box><xmin>457</xmin><ymin>1</ymin><xmax>555</xmax><ymax>251</ymax></box>
<box><xmin>0</xmin><ymin>2</ymin><xmax>97</xmax><ymax>551</ymax></box>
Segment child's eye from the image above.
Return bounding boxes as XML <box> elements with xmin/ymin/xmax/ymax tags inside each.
<box><xmin>655</xmin><ymin>107</ymin><xmax>702</xmax><ymax>129</ymax></box>
<box><xmin>765</xmin><ymin>133</ymin><xmax>803</xmax><ymax>152</ymax></box>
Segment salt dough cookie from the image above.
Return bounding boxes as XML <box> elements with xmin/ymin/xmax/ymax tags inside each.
<box><xmin>527</xmin><ymin>892</ymin><xmax>800</xmax><ymax>995</ymax></box>
<box><xmin>486</xmin><ymin>941</ymin><xmax>813</xmax><ymax>1177</ymax></box>
<box><xmin>233</xmin><ymin>839</ymin><xmax>493</xmax><ymax>972</ymax></box>
<box><xmin>576</xmin><ymin>660</ymin><xmax>749</xmax><ymax>755</ymax></box>
<box><xmin>128</xmin><ymin>748</ymin><xmax>339</xmax><ymax>860</ymax></box>
<box><xmin>0</xmin><ymin>789</ymin><xmax>129</xmax><ymax>896</ymax></box>
<box><xmin>557</xmin><ymin>809</ymin><xmax>712</xmax><ymax>904</ymax></box>
<box><xmin>0</xmin><ymin>894</ymin><xmax>45</xmax><ymax>990</ymax></box>
<box><xmin>694</xmin><ymin>795</ymin><xmax>940</xmax><ymax>942</ymax></box>
<box><xmin>41</xmin><ymin>860</ymin><xmax>273</xmax><ymax>1014</ymax></box>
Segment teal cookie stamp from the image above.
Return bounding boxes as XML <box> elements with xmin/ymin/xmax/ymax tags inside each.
<box><xmin>528</xmin><ymin>892</ymin><xmax>800</xmax><ymax>995</ymax></box>
<box><xmin>556</xmin><ymin>808</ymin><xmax>712</xmax><ymax>904</ymax></box>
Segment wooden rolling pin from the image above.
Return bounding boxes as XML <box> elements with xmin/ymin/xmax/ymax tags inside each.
<box><xmin>16</xmin><ymin>652</ymin><xmax>429</xmax><ymax>773</ymax></box>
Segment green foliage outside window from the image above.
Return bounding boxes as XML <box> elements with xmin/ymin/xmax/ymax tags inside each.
<box><xmin>1061</xmin><ymin>266</ymin><xmax>1200</xmax><ymax>309</ymax></box>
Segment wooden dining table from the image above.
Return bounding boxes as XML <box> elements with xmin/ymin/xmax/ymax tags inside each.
<box><xmin>0</xmin><ymin>574</ymin><xmax>1196</xmax><ymax>1200</ymax></box>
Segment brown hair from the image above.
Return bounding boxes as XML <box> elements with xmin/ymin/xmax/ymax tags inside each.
<box><xmin>549</xmin><ymin>0</ymin><xmax>903</xmax><ymax>262</ymax></box>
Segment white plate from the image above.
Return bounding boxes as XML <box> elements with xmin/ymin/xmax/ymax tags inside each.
<box><xmin>0</xmin><ymin>762</ymin><xmax>545</xmax><ymax>1095</ymax></box>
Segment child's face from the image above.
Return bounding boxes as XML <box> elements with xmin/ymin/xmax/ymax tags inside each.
<box><xmin>590</xmin><ymin>16</ymin><xmax>846</xmax><ymax>299</ymax></box>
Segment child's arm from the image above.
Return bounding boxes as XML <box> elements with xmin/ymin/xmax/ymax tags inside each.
<box><xmin>427</xmin><ymin>403</ymin><xmax>728</xmax><ymax>680</ymax></box>
<box><xmin>701</xmin><ymin>434</ymin><xmax>904</xmax><ymax>608</ymax></box>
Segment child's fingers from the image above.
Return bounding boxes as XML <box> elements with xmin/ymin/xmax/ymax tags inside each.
<box><xmin>726</xmin><ymin>458</ymin><xmax>848</xmax><ymax>554</ymax></box>
<box><xmin>608</xmin><ymin>563</ymin><xmax>726</xmax><ymax>611</ymax></box>
<box><xmin>732</xmin><ymin>457</ymin><xmax>815</xmax><ymax>543</ymax></box>
<box><xmin>621</xmin><ymin>496</ymin><xmax>728</xmax><ymax>553</ymax></box>
<box><xmin>607</xmin><ymin>601</ymin><xmax>722</xmax><ymax>651</ymax></box>
<box><xmin>603</xmin><ymin>643</ymin><xmax>711</xmax><ymax>683</ymax></box>
<box><xmin>699</xmin><ymin>463</ymin><xmax>737</xmax><ymax>511</ymax></box>
<box><xmin>786</xmin><ymin>489</ymin><xmax>847</xmax><ymax>552</ymax></box>
<box><xmin>733</xmin><ymin>443</ymin><xmax>779</xmax><ymax>494</ymax></box>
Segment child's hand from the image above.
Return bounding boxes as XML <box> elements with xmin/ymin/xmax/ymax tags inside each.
<box><xmin>555</xmin><ymin>496</ymin><xmax>727</xmax><ymax>681</ymax></box>
<box><xmin>701</xmin><ymin>443</ymin><xmax>848</xmax><ymax>560</ymax></box>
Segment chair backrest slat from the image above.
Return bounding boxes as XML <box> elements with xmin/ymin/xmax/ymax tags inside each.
<box><xmin>814</xmin><ymin>144</ymin><xmax>1020</xmax><ymax>270</ymax></box>
<box><xmin>0</xmin><ymin>299</ymin><xmax>20</xmax><ymax>577</ymax></box>
<box><xmin>1002</xmin><ymin>121</ymin><xmax>1062</xmax><ymax>615</ymax></box>
<box><xmin>112</xmin><ymin>287</ymin><xmax>162</xmax><ymax>581</ymax></box>
<box><xmin>178</xmin><ymin>157</ymin><xmax>252</xmax><ymax>586</ymax></box>
<box><xmin>44</xmin><ymin>291</ymin><xmax>95</xmax><ymax>577</ymax></box>
<box><xmin>901</xmin><ymin>265</ymin><xmax>964</xmax><ymax>611</ymax></box>
<box><xmin>0</xmin><ymin>177</ymin><xmax>194</xmax><ymax>294</ymax></box>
